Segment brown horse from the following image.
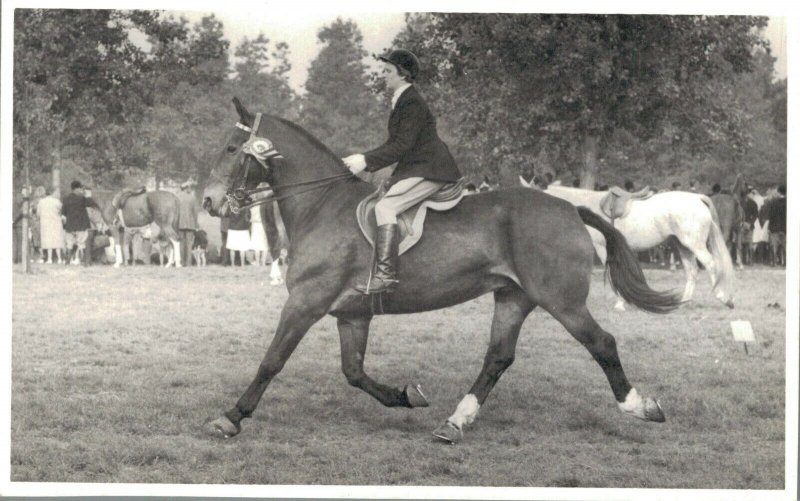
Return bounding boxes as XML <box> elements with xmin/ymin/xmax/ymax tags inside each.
<box><xmin>93</xmin><ymin>189</ymin><xmax>182</xmax><ymax>267</ymax></box>
<box><xmin>202</xmin><ymin>98</ymin><xmax>682</xmax><ymax>443</ymax></box>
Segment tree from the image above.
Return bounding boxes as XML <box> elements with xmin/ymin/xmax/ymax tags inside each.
<box><xmin>232</xmin><ymin>34</ymin><xmax>297</xmax><ymax>118</ymax></box>
<box><xmin>299</xmin><ymin>18</ymin><xmax>383</xmax><ymax>157</ymax></box>
<box><xmin>398</xmin><ymin>14</ymin><xmax>770</xmax><ymax>187</ymax></box>
<box><xmin>13</xmin><ymin>9</ymin><xmax>154</xmax><ymax>188</ymax></box>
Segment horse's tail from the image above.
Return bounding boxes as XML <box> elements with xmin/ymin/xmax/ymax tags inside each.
<box><xmin>698</xmin><ymin>195</ymin><xmax>735</xmax><ymax>302</ymax></box>
<box><xmin>577</xmin><ymin>207</ymin><xmax>683</xmax><ymax>314</ymax></box>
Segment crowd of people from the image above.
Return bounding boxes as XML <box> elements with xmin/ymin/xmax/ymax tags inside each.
<box><xmin>16</xmin><ymin>179</ymin><xmax>284</xmax><ymax>269</ymax></box>
<box><xmin>15</xmin><ymin>172</ymin><xmax>786</xmax><ymax>270</ymax></box>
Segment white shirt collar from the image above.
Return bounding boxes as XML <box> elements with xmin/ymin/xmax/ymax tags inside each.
<box><xmin>391</xmin><ymin>83</ymin><xmax>413</xmax><ymax>109</ymax></box>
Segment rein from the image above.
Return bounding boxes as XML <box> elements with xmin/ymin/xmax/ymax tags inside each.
<box><xmin>227</xmin><ymin>172</ymin><xmax>353</xmax><ymax>214</ymax></box>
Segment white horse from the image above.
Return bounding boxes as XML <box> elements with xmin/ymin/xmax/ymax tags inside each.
<box><xmin>543</xmin><ymin>185</ymin><xmax>735</xmax><ymax>309</ymax></box>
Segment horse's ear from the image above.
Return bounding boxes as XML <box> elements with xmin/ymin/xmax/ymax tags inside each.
<box><xmin>232</xmin><ymin>97</ymin><xmax>253</xmax><ymax>125</ymax></box>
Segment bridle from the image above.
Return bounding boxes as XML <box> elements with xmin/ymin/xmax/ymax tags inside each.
<box><xmin>225</xmin><ymin>113</ymin><xmax>353</xmax><ymax>214</ymax></box>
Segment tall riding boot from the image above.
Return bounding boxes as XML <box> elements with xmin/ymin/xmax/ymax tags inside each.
<box><xmin>356</xmin><ymin>224</ymin><xmax>399</xmax><ymax>294</ymax></box>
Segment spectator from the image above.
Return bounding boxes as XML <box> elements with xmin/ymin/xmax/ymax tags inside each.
<box><xmin>176</xmin><ymin>180</ymin><xmax>200</xmax><ymax>266</ymax></box>
<box><xmin>572</xmin><ymin>177</ymin><xmax>581</xmax><ymax>188</ymax></box>
<box><xmin>62</xmin><ymin>180</ymin><xmax>99</xmax><ymax>265</ymax></box>
<box><xmin>226</xmin><ymin>209</ymin><xmax>251</xmax><ymax>268</ymax></box>
<box><xmin>250</xmin><ymin>194</ymin><xmax>269</xmax><ymax>266</ymax></box>
<box><xmin>688</xmin><ymin>180</ymin><xmax>698</xmax><ymax>192</ymax></box>
<box><xmin>710</xmin><ymin>183</ymin><xmax>721</xmax><ymax>196</ymax></box>
<box><xmin>671</xmin><ymin>181</ymin><xmax>682</xmax><ymax>191</ymax></box>
<box><xmin>624</xmin><ymin>180</ymin><xmax>634</xmax><ymax>192</ymax></box>
<box><xmin>220</xmin><ymin>215</ymin><xmax>231</xmax><ymax>265</ymax></box>
<box><xmin>766</xmin><ymin>184</ymin><xmax>786</xmax><ymax>266</ymax></box>
<box><xmin>30</xmin><ymin>185</ymin><xmax>46</xmax><ymax>263</ymax></box>
<box><xmin>463</xmin><ymin>183</ymin><xmax>478</xmax><ymax>195</ymax></box>
<box><xmin>83</xmin><ymin>188</ymin><xmax>107</xmax><ymax>266</ymax></box>
<box><xmin>37</xmin><ymin>186</ymin><xmax>64</xmax><ymax>264</ymax></box>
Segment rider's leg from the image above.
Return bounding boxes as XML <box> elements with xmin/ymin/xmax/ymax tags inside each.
<box><xmin>357</xmin><ymin>178</ymin><xmax>444</xmax><ymax>294</ymax></box>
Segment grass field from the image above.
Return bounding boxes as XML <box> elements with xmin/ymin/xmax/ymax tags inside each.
<box><xmin>10</xmin><ymin>262</ymin><xmax>786</xmax><ymax>488</ymax></box>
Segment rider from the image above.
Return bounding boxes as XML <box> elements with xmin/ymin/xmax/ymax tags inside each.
<box><xmin>342</xmin><ymin>49</ymin><xmax>461</xmax><ymax>294</ymax></box>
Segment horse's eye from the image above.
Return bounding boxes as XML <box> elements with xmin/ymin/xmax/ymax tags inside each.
<box><xmin>227</xmin><ymin>145</ymin><xmax>237</xmax><ymax>153</ymax></box>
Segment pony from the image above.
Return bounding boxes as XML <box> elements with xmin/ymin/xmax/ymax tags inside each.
<box><xmin>543</xmin><ymin>185</ymin><xmax>735</xmax><ymax>309</ymax></box>
<box><xmin>92</xmin><ymin>189</ymin><xmax>183</xmax><ymax>267</ymax></box>
<box><xmin>201</xmin><ymin>98</ymin><xmax>682</xmax><ymax>443</ymax></box>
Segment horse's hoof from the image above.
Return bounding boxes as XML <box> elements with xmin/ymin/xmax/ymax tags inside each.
<box><xmin>643</xmin><ymin>398</ymin><xmax>666</xmax><ymax>423</ymax></box>
<box><xmin>405</xmin><ymin>384</ymin><xmax>430</xmax><ymax>408</ymax></box>
<box><xmin>432</xmin><ymin>421</ymin><xmax>462</xmax><ymax>444</ymax></box>
<box><xmin>208</xmin><ymin>416</ymin><xmax>241</xmax><ymax>438</ymax></box>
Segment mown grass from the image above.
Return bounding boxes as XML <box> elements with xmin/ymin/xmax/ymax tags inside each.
<box><xmin>11</xmin><ymin>263</ymin><xmax>786</xmax><ymax>488</ymax></box>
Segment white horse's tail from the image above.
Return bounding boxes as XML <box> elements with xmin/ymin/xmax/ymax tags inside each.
<box><xmin>699</xmin><ymin>195</ymin><xmax>735</xmax><ymax>301</ymax></box>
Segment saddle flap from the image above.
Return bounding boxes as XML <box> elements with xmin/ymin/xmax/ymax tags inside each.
<box><xmin>356</xmin><ymin>180</ymin><xmax>465</xmax><ymax>256</ymax></box>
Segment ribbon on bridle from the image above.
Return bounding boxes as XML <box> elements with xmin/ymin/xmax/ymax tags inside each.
<box><xmin>226</xmin><ymin>113</ymin><xmax>354</xmax><ymax>214</ymax></box>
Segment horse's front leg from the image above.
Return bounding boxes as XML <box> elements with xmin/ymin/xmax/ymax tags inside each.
<box><xmin>337</xmin><ymin>316</ymin><xmax>429</xmax><ymax>408</ymax></box>
<box><xmin>209</xmin><ymin>295</ymin><xmax>328</xmax><ymax>438</ymax></box>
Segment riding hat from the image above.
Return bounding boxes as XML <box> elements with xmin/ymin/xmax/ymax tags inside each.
<box><xmin>379</xmin><ymin>49</ymin><xmax>420</xmax><ymax>81</ymax></box>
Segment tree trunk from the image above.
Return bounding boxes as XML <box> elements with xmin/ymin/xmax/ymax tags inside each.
<box><xmin>580</xmin><ymin>134</ymin><xmax>600</xmax><ymax>189</ymax></box>
<box><xmin>52</xmin><ymin>168</ymin><xmax>61</xmax><ymax>196</ymax></box>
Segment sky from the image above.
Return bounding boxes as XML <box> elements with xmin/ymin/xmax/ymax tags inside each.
<box><xmin>173</xmin><ymin>10</ymin><xmax>408</xmax><ymax>92</ymax></box>
<box><xmin>164</xmin><ymin>9</ymin><xmax>787</xmax><ymax>93</ymax></box>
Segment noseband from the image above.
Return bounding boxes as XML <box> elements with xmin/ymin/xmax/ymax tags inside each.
<box><xmin>225</xmin><ymin>113</ymin><xmax>353</xmax><ymax>214</ymax></box>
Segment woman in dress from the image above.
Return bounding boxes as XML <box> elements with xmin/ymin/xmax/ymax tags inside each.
<box><xmin>30</xmin><ymin>185</ymin><xmax>46</xmax><ymax>262</ymax></box>
<box><xmin>249</xmin><ymin>204</ymin><xmax>269</xmax><ymax>266</ymax></box>
<box><xmin>37</xmin><ymin>186</ymin><xmax>65</xmax><ymax>264</ymax></box>
<box><xmin>226</xmin><ymin>209</ymin><xmax>251</xmax><ymax>267</ymax></box>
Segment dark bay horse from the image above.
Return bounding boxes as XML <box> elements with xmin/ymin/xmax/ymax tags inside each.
<box><xmin>202</xmin><ymin>98</ymin><xmax>682</xmax><ymax>443</ymax></box>
<box><xmin>94</xmin><ymin>189</ymin><xmax>182</xmax><ymax>267</ymax></box>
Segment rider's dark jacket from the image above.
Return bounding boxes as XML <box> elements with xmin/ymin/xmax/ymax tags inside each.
<box><xmin>364</xmin><ymin>85</ymin><xmax>461</xmax><ymax>184</ymax></box>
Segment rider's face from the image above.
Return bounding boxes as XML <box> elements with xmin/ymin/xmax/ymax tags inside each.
<box><xmin>382</xmin><ymin>63</ymin><xmax>406</xmax><ymax>92</ymax></box>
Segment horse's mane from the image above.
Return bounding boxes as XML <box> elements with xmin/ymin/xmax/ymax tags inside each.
<box><xmin>275</xmin><ymin>117</ymin><xmax>344</xmax><ymax>165</ymax></box>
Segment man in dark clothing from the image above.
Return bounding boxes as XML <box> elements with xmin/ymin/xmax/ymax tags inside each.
<box><xmin>62</xmin><ymin>180</ymin><xmax>99</xmax><ymax>265</ymax></box>
<box><xmin>342</xmin><ymin>49</ymin><xmax>461</xmax><ymax>294</ymax></box>
<box><xmin>767</xmin><ymin>185</ymin><xmax>787</xmax><ymax>266</ymax></box>
<box><xmin>176</xmin><ymin>180</ymin><xmax>200</xmax><ymax>267</ymax></box>
<box><xmin>220</xmin><ymin>215</ymin><xmax>231</xmax><ymax>265</ymax></box>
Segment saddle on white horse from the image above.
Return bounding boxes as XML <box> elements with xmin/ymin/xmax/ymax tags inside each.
<box><xmin>600</xmin><ymin>186</ymin><xmax>653</xmax><ymax>220</ymax></box>
<box><xmin>356</xmin><ymin>179</ymin><xmax>465</xmax><ymax>256</ymax></box>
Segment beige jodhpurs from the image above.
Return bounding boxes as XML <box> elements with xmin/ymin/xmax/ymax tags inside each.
<box><xmin>374</xmin><ymin>177</ymin><xmax>445</xmax><ymax>226</ymax></box>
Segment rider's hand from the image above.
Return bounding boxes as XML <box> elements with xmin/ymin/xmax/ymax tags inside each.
<box><xmin>342</xmin><ymin>154</ymin><xmax>366</xmax><ymax>174</ymax></box>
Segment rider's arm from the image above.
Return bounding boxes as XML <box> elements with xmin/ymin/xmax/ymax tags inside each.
<box><xmin>363</xmin><ymin>99</ymin><xmax>425</xmax><ymax>171</ymax></box>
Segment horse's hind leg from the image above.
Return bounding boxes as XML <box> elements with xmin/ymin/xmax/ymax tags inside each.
<box><xmin>337</xmin><ymin>316</ymin><xmax>426</xmax><ymax>408</ymax></box>
<box><xmin>550</xmin><ymin>303</ymin><xmax>665</xmax><ymax>424</ymax></box>
<box><xmin>675</xmin><ymin>242</ymin><xmax>699</xmax><ymax>302</ymax></box>
<box><xmin>433</xmin><ymin>287</ymin><xmax>534</xmax><ymax>444</ymax></box>
<box><xmin>160</xmin><ymin>226</ymin><xmax>182</xmax><ymax>267</ymax></box>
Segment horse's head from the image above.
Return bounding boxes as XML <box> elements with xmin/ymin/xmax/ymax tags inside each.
<box><xmin>204</xmin><ymin>97</ymin><xmax>282</xmax><ymax>217</ymax></box>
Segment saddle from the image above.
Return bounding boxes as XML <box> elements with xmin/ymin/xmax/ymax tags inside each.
<box><xmin>357</xmin><ymin>179</ymin><xmax>465</xmax><ymax>256</ymax></box>
<box><xmin>111</xmin><ymin>186</ymin><xmax>146</xmax><ymax>227</ymax></box>
<box><xmin>599</xmin><ymin>185</ymin><xmax>653</xmax><ymax>220</ymax></box>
